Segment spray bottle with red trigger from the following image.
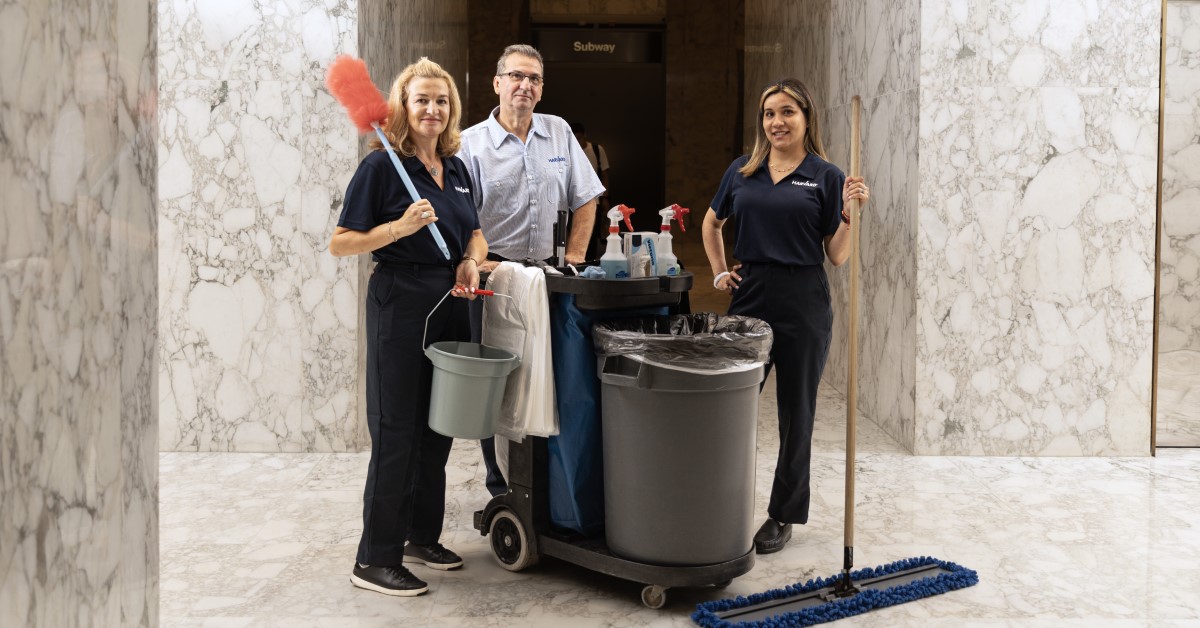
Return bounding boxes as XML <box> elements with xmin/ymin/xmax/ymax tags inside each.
<box><xmin>656</xmin><ymin>204</ymin><xmax>690</xmax><ymax>276</ymax></box>
<box><xmin>600</xmin><ymin>204</ymin><xmax>635</xmax><ymax>279</ymax></box>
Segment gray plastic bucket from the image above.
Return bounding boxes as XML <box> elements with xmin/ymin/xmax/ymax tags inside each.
<box><xmin>424</xmin><ymin>341</ymin><xmax>519</xmax><ymax>439</ymax></box>
<box><xmin>421</xmin><ymin>288</ymin><xmax>520</xmax><ymax>440</ymax></box>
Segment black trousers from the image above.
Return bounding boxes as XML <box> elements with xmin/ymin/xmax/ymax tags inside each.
<box><xmin>357</xmin><ymin>263</ymin><xmax>469</xmax><ymax>566</ymax></box>
<box><xmin>728</xmin><ymin>262</ymin><xmax>832</xmax><ymax>525</ymax></box>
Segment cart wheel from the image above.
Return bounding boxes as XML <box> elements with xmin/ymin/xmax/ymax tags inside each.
<box><xmin>489</xmin><ymin>509</ymin><xmax>537</xmax><ymax>572</ymax></box>
<box><xmin>641</xmin><ymin>584</ymin><xmax>667</xmax><ymax>609</ymax></box>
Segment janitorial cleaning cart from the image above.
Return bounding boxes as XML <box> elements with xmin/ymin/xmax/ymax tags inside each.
<box><xmin>472</xmin><ymin>269</ymin><xmax>774</xmax><ymax>608</ymax></box>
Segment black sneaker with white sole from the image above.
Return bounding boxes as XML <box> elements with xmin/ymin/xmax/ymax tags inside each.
<box><xmin>350</xmin><ymin>563</ymin><xmax>428</xmax><ymax>597</ymax></box>
<box><xmin>403</xmin><ymin>542</ymin><xmax>464</xmax><ymax>570</ymax></box>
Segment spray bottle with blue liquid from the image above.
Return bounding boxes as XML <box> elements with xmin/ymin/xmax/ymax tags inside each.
<box><xmin>656</xmin><ymin>204</ymin><xmax>690</xmax><ymax>276</ymax></box>
<box><xmin>600</xmin><ymin>204</ymin><xmax>635</xmax><ymax>279</ymax></box>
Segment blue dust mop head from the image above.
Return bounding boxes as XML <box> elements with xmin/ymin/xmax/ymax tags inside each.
<box><xmin>692</xmin><ymin>556</ymin><xmax>978</xmax><ymax>627</ymax></box>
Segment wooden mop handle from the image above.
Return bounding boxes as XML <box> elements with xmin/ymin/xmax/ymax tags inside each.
<box><xmin>845</xmin><ymin>95</ymin><xmax>862</xmax><ymax>558</ymax></box>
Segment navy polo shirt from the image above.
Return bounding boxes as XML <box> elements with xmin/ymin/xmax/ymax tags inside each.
<box><xmin>711</xmin><ymin>153</ymin><xmax>844</xmax><ymax>266</ymax></box>
<box><xmin>337</xmin><ymin>150</ymin><xmax>480</xmax><ymax>265</ymax></box>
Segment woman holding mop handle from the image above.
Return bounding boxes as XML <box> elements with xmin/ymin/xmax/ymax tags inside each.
<box><xmin>702</xmin><ymin>78</ymin><xmax>869</xmax><ymax>555</ymax></box>
<box><xmin>328</xmin><ymin>57</ymin><xmax>487</xmax><ymax>597</ymax></box>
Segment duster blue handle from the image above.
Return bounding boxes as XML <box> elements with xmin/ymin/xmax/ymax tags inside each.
<box><xmin>372</xmin><ymin>123</ymin><xmax>451</xmax><ymax>260</ymax></box>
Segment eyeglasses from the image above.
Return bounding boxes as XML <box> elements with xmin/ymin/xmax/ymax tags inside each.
<box><xmin>499</xmin><ymin>71</ymin><xmax>543</xmax><ymax>86</ymax></box>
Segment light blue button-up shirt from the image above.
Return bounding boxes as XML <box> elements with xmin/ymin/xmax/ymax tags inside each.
<box><xmin>457</xmin><ymin>108</ymin><xmax>604</xmax><ymax>261</ymax></box>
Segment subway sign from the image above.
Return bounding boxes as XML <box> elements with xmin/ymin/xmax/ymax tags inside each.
<box><xmin>535</xmin><ymin>29</ymin><xmax>663</xmax><ymax>63</ymax></box>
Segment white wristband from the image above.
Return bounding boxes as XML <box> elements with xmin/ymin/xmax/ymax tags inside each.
<box><xmin>713</xmin><ymin>271</ymin><xmax>731</xmax><ymax>289</ymax></box>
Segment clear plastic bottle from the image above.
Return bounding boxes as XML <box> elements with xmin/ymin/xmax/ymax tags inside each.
<box><xmin>656</xmin><ymin>203</ymin><xmax>690</xmax><ymax>276</ymax></box>
<box><xmin>599</xmin><ymin>204</ymin><xmax>635</xmax><ymax>279</ymax></box>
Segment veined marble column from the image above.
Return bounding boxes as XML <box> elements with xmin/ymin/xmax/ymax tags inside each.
<box><xmin>823</xmin><ymin>0</ymin><xmax>922</xmax><ymax>453</ymax></box>
<box><xmin>157</xmin><ymin>0</ymin><xmax>363</xmax><ymax>452</ymax></box>
<box><xmin>1161</xmin><ymin>1</ymin><xmax>1200</xmax><ymax>353</ymax></box>
<box><xmin>1</xmin><ymin>0</ymin><xmax>159</xmax><ymax>625</ymax></box>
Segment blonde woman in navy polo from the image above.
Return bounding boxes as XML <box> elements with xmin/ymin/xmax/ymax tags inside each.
<box><xmin>702</xmin><ymin>78</ymin><xmax>871</xmax><ymax>555</ymax></box>
<box><xmin>329</xmin><ymin>58</ymin><xmax>487</xmax><ymax>597</ymax></box>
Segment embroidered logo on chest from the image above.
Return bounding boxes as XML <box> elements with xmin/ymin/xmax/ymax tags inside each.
<box><xmin>548</xmin><ymin>156</ymin><xmax>566</xmax><ymax>163</ymax></box>
<box><xmin>455</xmin><ymin>186</ymin><xmax>470</xmax><ymax>194</ymax></box>
<box><xmin>791</xmin><ymin>180</ymin><xmax>819</xmax><ymax>188</ymax></box>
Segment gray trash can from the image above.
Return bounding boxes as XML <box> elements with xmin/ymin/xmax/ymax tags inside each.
<box><xmin>594</xmin><ymin>314</ymin><xmax>772</xmax><ymax>566</ymax></box>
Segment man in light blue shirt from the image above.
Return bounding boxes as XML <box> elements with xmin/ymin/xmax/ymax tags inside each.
<box><xmin>458</xmin><ymin>44</ymin><xmax>605</xmax><ymax>497</ymax></box>
<box><xmin>458</xmin><ymin>44</ymin><xmax>604</xmax><ymax>269</ymax></box>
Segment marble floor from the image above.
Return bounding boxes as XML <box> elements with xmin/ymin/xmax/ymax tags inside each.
<box><xmin>1158</xmin><ymin>350</ymin><xmax>1200</xmax><ymax>448</ymax></box>
<box><xmin>160</xmin><ymin>372</ymin><xmax>1200</xmax><ymax>627</ymax></box>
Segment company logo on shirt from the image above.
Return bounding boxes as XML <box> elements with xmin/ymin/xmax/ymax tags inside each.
<box><xmin>548</xmin><ymin>156</ymin><xmax>566</xmax><ymax>163</ymax></box>
<box><xmin>792</xmin><ymin>180</ymin><xmax>819</xmax><ymax>188</ymax></box>
<box><xmin>455</xmin><ymin>186</ymin><xmax>470</xmax><ymax>194</ymax></box>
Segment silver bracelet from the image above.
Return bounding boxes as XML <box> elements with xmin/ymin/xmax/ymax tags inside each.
<box><xmin>387</xmin><ymin>220</ymin><xmax>398</xmax><ymax>242</ymax></box>
<box><xmin>713</xmin><ymin>271</ymin><xmax>731</xmax><ymax>289</ymax></box>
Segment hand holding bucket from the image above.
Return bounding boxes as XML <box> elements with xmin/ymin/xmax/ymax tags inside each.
<box><xmin>423</xmin><ymin>288</ymin><xmax>519</xmax><ymax>439</ymax></box>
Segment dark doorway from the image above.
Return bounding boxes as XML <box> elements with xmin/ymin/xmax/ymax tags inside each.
<box><xmin>533</xmin><ymin>26</ymin><xmax>666</xmax><ymax>233</ymax></box>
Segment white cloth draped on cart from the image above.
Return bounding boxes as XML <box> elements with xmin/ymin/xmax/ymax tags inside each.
<box><xmin>482</xmin><ymin>262</ymin><xmax>557</xmax><ymax>442</ymax></box>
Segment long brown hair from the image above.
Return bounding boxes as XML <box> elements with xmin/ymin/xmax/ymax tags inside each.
<box><xmin>369</xmin><ymin>57</ymin><xmax>463</xmax><ymax>157</ymax></box>
<box><xmin>739</xmin><ymin>78</ymin><xmax>826</xmax><ymax>177</ymax></box>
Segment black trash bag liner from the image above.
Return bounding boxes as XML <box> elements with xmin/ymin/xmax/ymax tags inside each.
<box><xmin>592</xmin><ymin>313</ymin><xmax>773</xmax><ymax>374</ymax></box>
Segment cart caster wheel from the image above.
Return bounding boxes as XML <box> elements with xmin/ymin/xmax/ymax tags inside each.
<box><xmin>489</xmin><ymin>509</ymin><xmax>537</xmax><ymax>572</ymax></box>
<box><xmin>641</xmin><ymin>584</ymin><xmax>667</xmax><ymax>609</ymax></box>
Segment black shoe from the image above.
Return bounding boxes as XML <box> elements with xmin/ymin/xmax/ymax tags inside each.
<box><xmin>403</xmin><ymin>542</ymin><xmax>464</xmax><ymax>570</ymax></box>
<box><xmin>754</xmin><ymin>519</ymin><xmax>793</xmax><ymax>554</ymax></box>
<box><xmin>350</xmin><ymin>563</ymin><xmax>428</xmax><ymax>597</ymax></box>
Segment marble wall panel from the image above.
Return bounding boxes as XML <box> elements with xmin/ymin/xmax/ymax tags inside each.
<box><xmin>1</xmin><ymin>0</ymin><xmax>158</xmax><ymax>624</ymax></box>
<box><xmin>158</xmin><ymin>0</ymin><xmax>356</xmax><ymax>84</ymax></box>
<box><xmin>1161</xmin><ymin>2</ymin><xmax>1200</xmax><ymax>352</ymax></box>
<box><xmin>824</xmin><ymin>89</ymin><xmax>920</xmax><ymax>452</ymax></box>
<box><xmin>829</xmin><ymin>0</ymin><xmax>919</xmax><ymax>107</ymax></box>
<box><xmin>979</xmin><ymin>0</ymin><xmax>1161</xmax><ymax>89</ymax></box>
<box><xmin>158</xmin><ymin>0</ymin><xmax>364</xmax><ymax>451</ymax></box>
<box><xmin>824</xmin><ymin>0</ymin><xmax>921</xmax><ymax>453</ymax></box>
<box><xmin>917</xmin><ymin>0</ymin><xmax>1160</xmax><ymax>455</ymax></box>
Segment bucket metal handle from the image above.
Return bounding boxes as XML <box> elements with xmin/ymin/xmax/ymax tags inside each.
<box><xmin>422</xmin><ymin>287</ymin><xmax>514</xmax><ymax>350</ymax></box>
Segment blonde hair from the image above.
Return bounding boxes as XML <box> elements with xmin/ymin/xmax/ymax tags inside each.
<box><xmin>369</xmin><ymin>57</ymin><xmax>463</xmax><ymax>157</ymax></box>
<box><xmin>739</xmin><ymin>78</ymin><xmax>826</xmax><ymax>177</ymax></box>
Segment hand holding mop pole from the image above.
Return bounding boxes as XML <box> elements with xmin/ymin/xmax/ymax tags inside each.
<box><xmin>836</xmin><ymin>94</ymin><xmax>864</xmax><ymax>597</ymax></box>
<box><xmin>325</xmin><ymin>55</ymin><xmax>451</xmax><ymax>260</ymax></box>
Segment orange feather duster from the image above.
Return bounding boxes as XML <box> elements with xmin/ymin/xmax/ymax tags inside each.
<box><xmin>325</xmin><ymin>55</ymin><xmax>390</xmax><ymax>134</ymax></box>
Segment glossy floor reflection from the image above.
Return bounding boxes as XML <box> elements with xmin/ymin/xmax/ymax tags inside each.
<box><xmin>161</xmin><ymin>374</ymin><xmax>1200</xmax><ymax>627</ymax></box>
